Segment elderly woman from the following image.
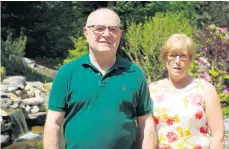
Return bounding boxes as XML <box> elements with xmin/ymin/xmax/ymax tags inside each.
<box><xmin>149</xmin><ymin>34</ymin><xmax>225</xmax><ymax>149</ymax></box>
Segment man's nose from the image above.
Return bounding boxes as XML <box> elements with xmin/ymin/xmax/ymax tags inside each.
<box><xmin>102</xmin><ymin>28</ymin><xmax>110</xmax><ymax>36</ymax></box>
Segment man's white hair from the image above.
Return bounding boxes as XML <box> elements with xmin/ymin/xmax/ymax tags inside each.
<box><xmin>85</xmin><ymin>8</ymin><xmax>121</xmax><ymax>27</ymax></box>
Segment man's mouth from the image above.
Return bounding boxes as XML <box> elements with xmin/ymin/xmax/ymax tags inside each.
<box><xmin>173</xmin><ymin>67</ymin><xmax>181</xmax><ymax>70</ymax></box>
<box><xmin>99</xmin><ymin>41</ymin><xmax>111</xmax><ymax>44</ymax></box>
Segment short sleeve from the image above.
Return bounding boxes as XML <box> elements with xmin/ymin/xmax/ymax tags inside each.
<box><xmin>48</xmin><ymin>66</ymin><xmax>69</xmax><ymax>112</ymax></box>
<box><xmin>136</xmin><ymin>74</ymin><xmax>153</xmax><ymax>116</ymax></box>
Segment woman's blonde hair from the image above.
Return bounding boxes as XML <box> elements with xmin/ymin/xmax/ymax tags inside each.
<box><xmin>160</xmin><ymin>34</ymin><xmax>196</xmax><ymax>63</ymax></box>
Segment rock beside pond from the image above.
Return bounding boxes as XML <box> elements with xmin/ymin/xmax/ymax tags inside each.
<box><xmin>0</xmin><ymin>109</ymin><xmax>8</xmax><ymax>116</ymax></box>
<box><xmin>3</xmin><ymin>76</ymin><xmax>26</xmax><ymax>92</ymax></box>
<box><xmin>1</xmin><ymin>134</ymin><xmax>10</xmax><ymax>145</ymax></box>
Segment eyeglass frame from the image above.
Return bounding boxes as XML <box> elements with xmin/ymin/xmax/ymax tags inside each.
<box><xmin>167</xmin><ymin>53</ymin><xmax>190</xmax><ymax>61</ymax></box>
<box><xmin>86</xmin><ymin>25</ymin><xmax>122</xmax><ymax>34</ymax></box>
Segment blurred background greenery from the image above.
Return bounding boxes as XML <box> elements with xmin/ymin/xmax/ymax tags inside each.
<box><xmin>1</xmin><ymin>1</ymin><xmax>229</xmax><ymax>115</ymax></box>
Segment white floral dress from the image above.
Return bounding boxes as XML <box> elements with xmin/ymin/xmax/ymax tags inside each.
<box><xmin>149</xmin><ymin>78</ymin><xmax>211</xmax><ymax>149</ymax></box>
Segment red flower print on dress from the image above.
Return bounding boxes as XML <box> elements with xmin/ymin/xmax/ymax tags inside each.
<box><xmin>166</xmin><ymin>117</ymin><xmax>175</xmax><ymax>126</ymax></box>
<box><xmin>156</xmin><ymin>94</ymin><xmax>164</xmax><ymax>102</ymax></box>
<box><xmin>190</xmin><ymin>94</ymin><xmax>204</xmax><ymax>106</ymax></box>
<box><xmin>200</xmin><ymin>126</ymin><xmax>208</xmax><ymax>134</ymax></box>
<box><xmin>160</xmin><ymin>144</ymin><xmax>172</xmax><ymax>149</ymax></box>
<box><xmin>195</xmin><ymin>111</ymin><xmax>203</xmax><ymax>120</ymax></box>
<box><xmin>153</xmin><ymin>116</ymin><xmax>159</xmax><ymax>125</ymax></box>
<box><xmin>166</xmin><ymin>132</ymin><xmax>178</xmax><ymax>143</ymax></box>
<box><xmin>194</xmin><ymin>145</ymin><xmax>202</xmax><ymax>149</ymax></box>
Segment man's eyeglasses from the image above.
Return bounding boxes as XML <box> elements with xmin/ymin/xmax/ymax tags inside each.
<box><xmin>168</xmin><ymin>54</ymin><xmax>189</xmax><ymax>61</ymax></box>
<box><xmin>87</xmin><ymin>25</ymin><xmax>121</xmax><ymax>34</ymax></box>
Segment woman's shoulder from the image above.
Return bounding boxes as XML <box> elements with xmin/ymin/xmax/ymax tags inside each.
<box><xmin>149</xmin><ymin>79</ymin><xmax>168</xmax><ymax>95</ymax></box>
<box><xmin>149</xmin><ymin>79</ymin><xmax>167</xmax><ymax>88</ymax></box>
<box><xmin>194</xmin><ymin>78</ymin><xmax>218</xmax><ymax>98</ymax></box>
<box><xmin>195</xmin><ymin>78</ymin><xmax>216</xmax><ymax>90</ymax></box>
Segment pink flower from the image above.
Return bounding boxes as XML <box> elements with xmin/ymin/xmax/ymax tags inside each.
<box><xmin>220</xmin><ymin>27</ymin><xmax>228</xmax><ymax>32</ymax></box>
<box><xmin>225</xmin><ymin>34</ymin><xmax>229</xmax><ymax>39</ymax></box>
<box><xmin>166</xmin><ymin>132</ymin><xmax>178</xmax><ymax>143</ymax></box>
<box><xmin>166</xmin><ymin>118</ymin><xmax>175</xmax><ymax>126</ymax></box>
<box><xmin>203</xmin><ymin>47</ymin><xmax>208</xmax><ymax>53</ymax></box>
<box><xmin>194</xmin><ymin>145</ymin><xmax>202</xmax><ymax>149</ymax></box>
<box><xmin>160</xmin><ymin>144</ymin><xmax>172</xmax><ymax>149</ymax></box>
<box><xmin>195</xmin><ymin>111</ymin><xmax>203</xmax><ymax>120</ymax></box>
<box><xmin>156</xmin><ymin>94</ymin><xmax>164</xmax><ymax>102</ymax></box>
<box><xmin>223</xmin><ymin>89</ymin><xmax>228</xmax><ymax>94</ymax></box>
<box><xmin>190</xmin><ymin>94</ymin><xmax>204</xmax><ymax>106</ymax></box>
<box><xmin>199</xmin><ymin>72</ymin><xmax>205</xmax><ymax>77</ymax></box>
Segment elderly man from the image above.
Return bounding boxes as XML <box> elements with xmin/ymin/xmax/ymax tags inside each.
<box><xmin>44</xmin><ymin>8</ymin><xmax>156</xmax><ymax>149</ymax></box>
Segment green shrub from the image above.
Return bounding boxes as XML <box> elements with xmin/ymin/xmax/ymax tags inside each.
<box><xmin>123</xmin><ymin>11</ymin><xmax>195</xmax><ymax>82</ymax></box>
<box><xmin>0</xmin><ymin>67</ymin><xmax>6</xmax><ymax>81</ymax></box>
<box><xmin>63</xmin><ymin>36</ymin><xmax>88</xmax><ymax>65</ymax></box>
<box><xmin>1</xmin><ymin>30</ymin><xmax>27</xmax><ymax>75</ymax></box>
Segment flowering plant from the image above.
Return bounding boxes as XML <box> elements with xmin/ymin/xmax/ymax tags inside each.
<box><xmin>190</xmin><ymin>24</ymin><xmax>229</xmax><ymax>116</ymax></box>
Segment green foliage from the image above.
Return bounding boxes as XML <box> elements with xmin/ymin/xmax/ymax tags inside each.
<box><xmin>168</xmin><ymin>1</ymin><xmax>199</xmax><ymax>21</ymax></box>
<box><xmin>1</xmin><ymin>30</ymin><xmax>27</xmax><ymax>75</ymax></box>
<box><xmin>63</xmin><ymin>36</ymin><xmax>88</xmax><ymax>64</ymax></box>
<box><xmin>223</xmin><ymin>106</ymin><xmax>229</xmax><ymax>118</ymax></box>
<box><xmin>0</xmin><ymin>67</ymin><xmax>6</xmax><ymax>81</ymax></box>
<box><xmin>123</xmin><ymin>11</ymin><xmax>195</xmax><ymax>82</ymax></box>
<box><xmin>195</xmin><ymin>2</ymin><xmax>229</xmax><ymax>27</ymax></box>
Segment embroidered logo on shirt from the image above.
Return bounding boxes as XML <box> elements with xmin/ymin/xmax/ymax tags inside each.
<box><xmin>122</xmin><ymin>85</ymin><xmax>126</xmax><ymax>91</ymax></box>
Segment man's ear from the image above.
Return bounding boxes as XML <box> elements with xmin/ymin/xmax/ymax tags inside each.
<box><xmin>83</xmin><ymin>27</ymin><xmax>88</xmax><ymax>37</ymax></box>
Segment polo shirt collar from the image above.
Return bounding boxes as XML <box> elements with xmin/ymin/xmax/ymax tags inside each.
<box><xmin>82</xmin><ymin>53</ymin><xmax>128</xmax><ymax>69</ymax></box>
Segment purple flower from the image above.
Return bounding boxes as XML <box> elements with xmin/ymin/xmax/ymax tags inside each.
<box><xmin>210</xmin><ymin>24</ymin><xmax>216</xmax><ymax>27</ymax></box>
<box><xmin>223</xmin><ymin>89</ymin><xmax>229</xmax><ymax>94</ymax></box>
<box><xmin>198</xmin><ymin>57</ymin><xmax>204</xmax><ymax>63</ymax></box>
<box><xmin>203</xmin><ymin>47</ymin><xmax>208</xmax><ymax>53</ymax></box>
<box><xmin>199</xmin><ymin>72</ymin><xmax>205</xmax><ymax>77</ymax></box>
<box><xmin>225</xmin><ymin>34</ymin><xmax>229</xmax><ymax>39</ymax></box>
<box><xmin>224</xmin><ymin>85</ymin><xmax>228</xmax><ymax>89</ymax></box>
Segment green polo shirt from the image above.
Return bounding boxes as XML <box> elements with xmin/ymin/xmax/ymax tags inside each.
<box><xmin>48</xmin><ymin>53</ymin><xmax>152</xmax><ymax>149</ymax></box>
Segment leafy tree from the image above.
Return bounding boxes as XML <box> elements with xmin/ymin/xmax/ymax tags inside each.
<box><xmin>195</xmin><ymin>1</ymin><xmax>229</xmax><ymax>27</ymax></box>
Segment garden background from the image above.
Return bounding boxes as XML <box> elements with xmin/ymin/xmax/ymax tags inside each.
<box><xmin>1</xmin><ymin>1</ymin><xmax>229</xmax><ymax>148</ymax></box>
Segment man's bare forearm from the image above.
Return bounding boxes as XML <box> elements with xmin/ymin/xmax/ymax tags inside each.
<box><xmin>136</xmin><ymin>125</ymin><xmax>144</xmax><ymax>149</ymax></box>
<box><xmin>136</xmin><ymin>115</ymin><xmax>157</xmax><ymax>149</ymax></box>
<box><xmin>43</xmin><ymin>123</ymin><xmax>61</xmax><ymax>149</ymax></box>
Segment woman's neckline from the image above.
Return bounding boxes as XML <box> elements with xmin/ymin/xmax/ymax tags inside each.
<box><xmin>158</xmin><ymin>77</ymin><xmax>198</xmax><ymax>93</ymax></box>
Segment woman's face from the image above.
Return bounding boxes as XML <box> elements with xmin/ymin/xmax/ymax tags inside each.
<box><xmin>166</xmin><ymin>51</ymin><xmax>192</xmax><ymax>80</ymax></box>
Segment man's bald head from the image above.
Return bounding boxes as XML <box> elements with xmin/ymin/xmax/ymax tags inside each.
<box><xmin>86</xmin><ymin>8</ymin><xmax>121</xmax><ymax>27</ymax></box>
